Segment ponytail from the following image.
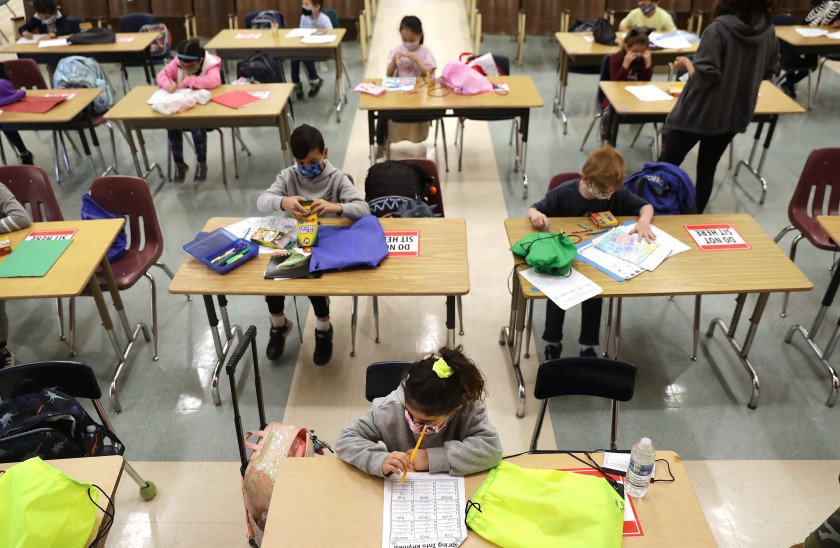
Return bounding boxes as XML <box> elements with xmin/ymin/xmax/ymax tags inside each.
<box><xmin>402</xmin><ymin>345</ymin><xmax>487</xmax><ymax>416</ymax></box>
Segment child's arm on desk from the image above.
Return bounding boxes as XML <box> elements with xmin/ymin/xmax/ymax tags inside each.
<box><xmin>334</xmin><ymin>174</ymin><xmax>371</xmax><ymax>220</ymax></box>
<box><xmin>335</xmin><ymin>409</ymin><xmax>394</xmax><ymax>477</ymax></box>
<box><xmin>426</xmin><ymin>404</ymin><xmax>503</xmax><ymax>477</ymax></box>
<box><xmin>628</xmin><ymin>204</ymin><xmax>655</xmax><ymax>243</ymax></box>
<box><xmin>0</xmin><ymin>187</ymin><xmax>31</xmax><ymax>233</ymax></box>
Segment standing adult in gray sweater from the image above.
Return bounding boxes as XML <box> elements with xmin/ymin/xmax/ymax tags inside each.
<box><xmin>659</xmin><ymin>0</ymin><xmax>779</xmax><ymax>213</ymax></box>
<box><xmin>0</xmin><ymin>183</ymin><xmax>32</xmax><ymax>367</ymax></box>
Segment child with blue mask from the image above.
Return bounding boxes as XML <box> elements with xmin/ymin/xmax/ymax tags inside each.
<box><xmin>619</xmin><ymin>0</ymin><xmax>676</xmax><ymax>32</ymax></box>
<box><xmin>336</xmin><ymin>345</ymin><xmax>503</xmax><ymax>478</ymax></box>
<box><xmin>256</xmin><ymin>124</ymin><xmax>369</xmax><ymax>366</ymax></box>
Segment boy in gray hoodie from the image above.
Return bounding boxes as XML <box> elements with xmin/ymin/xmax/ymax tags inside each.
<box><xmin>257</xmin><ymin>124</ymin><xmax>370</xmax><ymax>365</ymax></box>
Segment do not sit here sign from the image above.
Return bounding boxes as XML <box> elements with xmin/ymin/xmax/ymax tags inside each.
<box><xmin>684</xmin><ymin>224</ymin><xmax>750</xmax><ymax>251</ymax></box>
<box><xmin>385</xmin><ymin>230</ymin><xmax>420</xmax><ymax>257</ymax></box>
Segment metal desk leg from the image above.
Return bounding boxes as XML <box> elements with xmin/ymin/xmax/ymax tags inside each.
<box><xmin>500</xmin><ymin>273</ymin><xmax>528</xmax><ymax>418</ymax></box>
<box><xmin>613</xmin><ymin>297</ymin><xmax>623</xmax><ymax>359</ymax></box>
<box><xmin>121</xmin><ymin>122</ymin><xmax>144</xmax><ymax>178</ymax></box>
<box><xmin>446</xmin><ymin>296</ymin><xmax>456</xmax><ymax>347</ymax></box>
<box><xmin>706</xmin><ymin>293</ymin><xmax>768</xmax><ymax>409</ymax></box>
<box><xmin>691</xmin><ymin>295</ymin><xmax>702</xmax><ymax>361</ymax></box>
<box><xmin>734</xmin><ymin>116</ymin><xmax>778</xmax><ymax>205</ymax></box>
<box><xmin>135</xmin><ymin>130</ymin><xmax>164</xmax><ymax>181</ymax></box>
<box><xmin>334</xmin><ymin>45</ymin><xmax>347</xmax><ymax>123</ymax></box>
<box><xmin>603</xmin><ymin>298</ymin><xmax>614</xmax><ymax>358</ymax></box>
<box><xmin>519</xmin><ymin>110</ymin><xmax>530</xmax><ymax>199</ymax></box>
<box><xmin>203</xmin><ymin>295</ymin><xmax>243</xmax><ymax>406</ymax></box>
<box><xmin>367</xmin><ymin>111</ymin><xmax>377</xmax><ymax>165</ymax></box>
<box><xmin>523</xmin><ymin>300</ymin><xmax>533</xmax><ymax>359</ymax></box>
<box><xmin>554</xmin><ymin>45</ymin><xmax>569</xmax><ymax>134</ymax></box>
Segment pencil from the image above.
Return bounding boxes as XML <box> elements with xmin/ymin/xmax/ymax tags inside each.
<box><xmin>400</xmin><ymin>425</ymin><xmax>427</xmax><ymax>483</ymax></box>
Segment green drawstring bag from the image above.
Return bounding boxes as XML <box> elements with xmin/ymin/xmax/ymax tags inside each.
<box><xmin>0</xmin><ymin>457</ymin><xmax>100</xmax><ymax>548</ymax></box>
<box><xmin>510</xmin><ymin>232</ymin><xmax>577</xmax><ymax>276</ymax></box>
<box><xmin>465</xmin><ymin>461</ymin><xmax>624</xmax><ymax>548</ymax></box>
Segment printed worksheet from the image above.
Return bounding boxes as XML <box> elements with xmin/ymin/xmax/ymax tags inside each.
<box><xmin>382</xmin><ymin>473</ymin><xmax>467</xmax><ymax>548</ymax></box>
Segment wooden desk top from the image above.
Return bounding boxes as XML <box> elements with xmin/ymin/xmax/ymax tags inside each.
<box><xmin>357</xmin><ymin>76</ymin><xmax>543</xmax><ymax>112</ymax></box>
<box><xmin>205</xmin><ymin>28</ymin><xmax>346</xmax><ymax>52</ymax></box>
<box><xmin>775</xmin><ymin>25</ymin><xmax>840</xmax><ymax>47</ymax></box>
<box><xmin>105</xmin><ymin>84</ymin><xmax>293</xmax><ymax>123</ymax></box>
<box><xmin>506</xmin><ymin>214</ymin><xmax>812</xmax><ymax>298</ymax></box>
<box><xmin>0</xmin><ymin>219</ymin><xmax>123</xmax><ymax>299</ymax></box>
<box><xmin>168</xmin><ymin>217</ymin><xmax>469</xmax><ymax>297</ymax></box>
<box><xmin>0</xmin><ymin>89</ymin><xmax>102</xmax><ymax>125</ymax></box>
<box><xmin>817</xmin><ymin>215</ymin><xmax>840</xmax><ymax>243</ymax></box>
<box><xmin>599</xmin><ymin>80</ymin><xmax>805</xmax><ymax>116</ymax></box>
<box><xmin>556</xmin><ymin>31</ymin><xmax>700</xmax><ymax>59</ymax></box>
<box><xmin>0</xmin><ymin>456</ymin><xmax>124</xmax><ymax>547</ymax></box>
<box><xmin>0</xmin><ymin>32</ymin><xmax>158</xmax><ymax>55</ymax></box>
<box><xmin>262</xmin><ymin>452</ymin><xmax>716</xmax><ymax>547</ymax></box>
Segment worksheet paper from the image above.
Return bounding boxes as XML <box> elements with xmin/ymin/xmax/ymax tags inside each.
<box><xmin>520</xmin><ymin>267</ymin><xmax>603</xmax><ymax>310</ymax></box>
<box><xmin>649</xmin><ymin>34</ymin><xmax>692</xmax><ymax>50</ymax></box>
<box><xmin>382</xmin><ymin>473</ymin><xmax>467</xmax><ymax>548</ymax></box>
<box><xmin>16</xmin><ymin>34</ymin><xmax>45</xmax><ymax>44</ymax></box>
<box><xmin>795</xmin><ymin>27</ymin><xmax>829</xmax><ymax>38</ymax></box>
<box><xmin>38</xmin><ymin>38</ymin><xmax>68</xmax><ymax>48</ymax></box>
<box><xmin>286</xmin><ymin>28</ymin><xmax>316</xmax><ymax>38</ymax></box>
<box><xmin>827</xmin><ymin>30</ymin><xmax>840</xmax><ymax>40</ymax></box>
<box><xmin>624</xmin><ymin>85</ymin><xmax>674</xmax><ymax>102</ymax></box>
<box><xmin>301</xmin><ymin>34</ymin><xmax>337</xmax><ymax>44</ymax></box>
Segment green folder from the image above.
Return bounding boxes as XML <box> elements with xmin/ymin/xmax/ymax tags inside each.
<box><xmin>0</xmin><ymin>239</ymin><xmax>73</xmax><ymax>278</ymax></box>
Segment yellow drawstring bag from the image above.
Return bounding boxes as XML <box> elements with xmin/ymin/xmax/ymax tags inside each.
<box><xmin>465</xmin><ymin>461</ymin><xmax>624</xmax><ymax>548</ymax></box>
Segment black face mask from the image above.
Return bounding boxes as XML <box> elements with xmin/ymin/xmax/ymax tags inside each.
<box><xmin>302</xmin><ymin>7</ymin><xmax>313</xmax><ymax>16</ymax></box>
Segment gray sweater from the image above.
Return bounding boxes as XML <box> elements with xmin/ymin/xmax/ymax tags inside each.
<box><xmin>256</xmin><ymin>160</ymin><xmax>370</xmax><ymax>220</ymax></box>
<box><xmin>0</xmin><ymin>183</ymin><xmax>31</xmax><ymax>234</ymax></box>
<box><xmin>335</xmin><ymin>386</ymin><xmax>503</xmax><ymax>477</ymax></box>
<box><xmin>666</xmin><ymin>14</ymin><xmax>779</xmax><ymax>135</ymax></box>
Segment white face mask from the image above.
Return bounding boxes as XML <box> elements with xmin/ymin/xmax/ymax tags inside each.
<box><xmin>403</xmin><ymin>41</ymin><xmax>420</xmax><ymax>52</ymax></box>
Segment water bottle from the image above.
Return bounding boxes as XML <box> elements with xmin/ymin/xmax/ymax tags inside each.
<box><xmin>625</xmin><ymin>437</ymin><xmax>655</xmax><ymax>498</ymax></box>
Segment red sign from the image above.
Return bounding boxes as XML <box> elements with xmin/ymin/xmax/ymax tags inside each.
<box><xmin>384</xmin><ymin>230</ymin><xmax>420</xmax><ymax>257</ymax></box>
<box><xmin>684</xmin><ymin>223</ymin><xmax>750</xmax><ymax>251</ymax></box>
<box><xmin>564</xmin><ymin>468</ymin><xmax>644</xmax><ymax>536</ymax></box>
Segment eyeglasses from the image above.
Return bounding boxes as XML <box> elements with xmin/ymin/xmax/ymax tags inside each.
<box><xmin>587</xmin><ymin>181</ymin><xmax>614</xmax><ymax>200</ymax></box>
<box><xmin>404</xmin><ymin>408</ymin><xmax>448</xmax><ymax>428</ymax></box>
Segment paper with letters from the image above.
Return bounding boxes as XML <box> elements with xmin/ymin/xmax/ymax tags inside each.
<box><xmin>382</xmin><ymin>473</ymin><xmax>467</xmax><ymax>548</ymax></box>
<box><xmin>795</xmin><ymin>27</ymin><xmax>829</xmax><ymax>38</ymax></box>
<box><xmin>520</xmin><ymin>267</ymin><xmax>603</xmax><ymax>310</ymax></box>
<box><xmin>625</xmin><ymin>85</ymin><xmax>674</xmax><ymax>102</ymax></box>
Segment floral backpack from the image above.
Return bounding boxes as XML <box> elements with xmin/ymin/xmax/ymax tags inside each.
<box><xmin>139</xmin><ymin>23</ymin><xmax>171</xmax><ymax>59</ymax></box>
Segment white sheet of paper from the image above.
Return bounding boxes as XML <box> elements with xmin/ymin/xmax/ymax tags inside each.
<box><xmin>301</xmin><ymin>34</ymin><xmax>337</xmax><ymax>44</ymax></box>
<box><xmin>651</xmin><ymin>35</ymin><xmax>692</xmax><ymax>49</ymax></box>
<box><xmin>621</xmin><ymin>222</ymin><xmax>689</xmax><ymax>270</ymax></box>
<box><xmin>827</xmin><ymin>30</ymin><xmax>840</xmax><ymax>39</ymax></box>
<box><xmin>383</xmin><ymin>473</ymin><xmax>467</xmax><ymax>548</ymax></box>
<box><xmin>116</xmin><ymin>36</ymin><xmax>135</xmax><ymax>43</ymax></box>
<box><xmin>246</xmin><ymin>90</ymin><xmax>270</xmax><ymax>100</ymax></box>
<box><xmin>625</xmin><ymin>84</ymin><xmax>674</xmax><ymax>102</ymax></box>
<box><xmin>146</xmin><ymin>88</ymin><xmax>173</xmax><ymax>105</ymax></box>
<box><xmin>602</xmin><ymin>452</ymin><xmax>656</xmax><ymax>478</ymax></box>
<box><xmin>795</xmin><ymin>27</ymin><xmax>829</xmax><ymax>37</ymax></box>
<box><xmin>37</xmin><ymin>38</ymin><xmax>68</xmax><ymax>48</ymax></box>
<box><xmin>235</xmin><ymin>32</ymin><xmax>262</xmax><ymax>39</ymax></box>
<box><xmin>286</xmin><ymin>28</ymin><xmax>317</xmax><ymax>37</ymax></box>
<box><xmin>520</xmin><ymin>267</ymin><xmax>603</xmax><ymax>310</ymax></box>
<box><xmin>17</xmin><ymin>34</ymin><xmax>45</xmax><ymax>44</ymax></box>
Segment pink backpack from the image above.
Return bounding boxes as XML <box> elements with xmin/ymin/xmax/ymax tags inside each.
<box><xmin>441</xmin><ymin>60</ymin><xmax>493</xmax><ymax>95</ymax></box>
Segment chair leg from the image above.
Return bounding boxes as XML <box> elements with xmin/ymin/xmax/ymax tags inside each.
<box><xmin>216</xmin><ymin>129</ymin><xmax>228</xmax><ymax>185</ymax></box>
<box><xmin>629</xmin><ymin>124</ymin><xmax>645</xmax><ymax>148</ymax></box>
<box><xmin>154</xmin><ymin>262</ymin><xmax>191</xmax><ymax>301</ymax></box>
<box><xmin>56</xmin><ymin>298</ymin><xmax>65</xmax><ymax>341</ymax></box>
<box><xmin>439</xmin><ymin>119</ymin><xmax>449</xmax><ymax>173</ymax></box>
<box><xmin>143</xmin><ymin>271</ymin><xmax>159</xmax><ymax>360</ymax></box>
<box><xmin>781</xmin><ymin>234</ymin><xmax>804</xmax><ymax>317</ymax></box>
<box><xmin>373</xmin><ymin>296</ymin><xmax>380</xmax><ymax>343</ymax></box>
<box><xmin>529</xmin><ymin>399</ymin><xmax>548</xmax><ymax>451</ymax></box>
<box><xmin>51</xmin><ymin>132</ymin><xmax>62</xmax><ymax>184</ymax></box>
<box><xmin>4</xmin><ymin>3</ymin><xmax>17</xmax><ymax>18</ymax></box>
<box><xmin>58</xmin><ymin>132</ymin><xmax>71</xmax><ymax>172</ymax></box>
<box><xmin>457</xmin><ymin>295</ymin><xmax>464</xmax><ymax>336</ymax></box>
<box><xmin>69</xmin><ymin>297</ymin><xmax>76</xmax><ymax>356</ymax></box>
<box><xmin>814</xmin><ymin>57</ymin><xmax>827</xmax><ymax>104</ymax></box>
<box><xmin>773</xmin><ymin>225</ymin><xmax>796</xmax><ymax>244</ymax></box>
<box><xmin>104</xmin><ymin>121</ymin><xmax>118</xmax><ymax>175</ymax></box>
<box><xmin>579</xmin><ymin>113</ymin><xmax>601</xmax><ymax>152</ymax></box>
<box><xmin>230</xmin><ymin>129</ymin><xmax>239</xmax><ymax>179</ymax></box>
<box><xmin>350</xmin><ymin>296</ymin><xmax>358</xmax><ymax>357</ymax></box>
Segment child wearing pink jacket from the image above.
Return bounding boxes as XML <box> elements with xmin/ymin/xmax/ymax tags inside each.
<box><xmin>156</xmin><ymin>38</ymin><xmax>221</xmax><ymax>183</ymax></box>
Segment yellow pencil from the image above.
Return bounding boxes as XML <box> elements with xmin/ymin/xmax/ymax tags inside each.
<box><xmin>400</xmin><ymin>425</ymin><xmax>427</xmax><ymax>483</ymax></box>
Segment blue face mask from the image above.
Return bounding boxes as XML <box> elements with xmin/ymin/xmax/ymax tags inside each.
<box><xmin>640</xmin><ymin>4</ymin><xmax>656</xmax><ymax>16</ymax></box>
<box><xmin>297</xmin><ymin>160</ymin><xmax>323</xmax><ymax>179</ymax></box>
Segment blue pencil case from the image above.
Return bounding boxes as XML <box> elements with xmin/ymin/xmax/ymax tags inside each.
<box><xmin>183</xmin><ymin>228</ymin><xmax>259</xmax><ymax>275</ymax></box>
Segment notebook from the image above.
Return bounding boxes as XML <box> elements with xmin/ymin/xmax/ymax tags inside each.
<box><xmin>0</xmin><ymin>239</ymin><xmax>72</xmax><ymax>277</ymax></box>
<box><xmin>2</xmin><ymin>96</ymin><xmax>66</xmax><ymax>114</ymax></box>
<box><xmin>264</xmin><ymin>253</ymin><xmax>321</xmax><ymax>279</ymax></box>
<box><xmin>210</xmin><ymin>90</ymin><xmax>262</xmax><ymax>109</ymax></box>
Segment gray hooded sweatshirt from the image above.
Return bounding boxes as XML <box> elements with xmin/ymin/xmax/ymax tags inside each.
<box><xmin>256</xmin><ymin>159</ymin><xmax>370</xmax><ymax>220</ymax></box>
<box><xmin>666</xmin><ymin>14</ymin><xmax>779</xmax><ymax>136</ymax></box>
<box><xmin>335</xmin><ymin>386</ymin><xmax>504</xmax><ymax>477</ymax></box>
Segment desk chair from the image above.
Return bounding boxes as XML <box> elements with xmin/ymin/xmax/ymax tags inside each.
<box><xmin>530</xmin><ymin>357</ymin><xmax>636</xmax><ymax>451</ymax></box>
<box><xmin>774</xmin><ymin>147</ymin><xmax>840</xmax><ymax>317</ymax></box>
<box><xmin>0</xmin><ymin>361</ymin><xmax>157</xmax><ymax>500</ymax></box>
<box><xmin>365</xmin><ymin>361</ymin><xmax>410</xmax><ymax>401</ymax></box>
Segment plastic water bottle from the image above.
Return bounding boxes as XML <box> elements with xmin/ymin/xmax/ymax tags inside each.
<box><xmin>625</xmin><ymin>437</ymin><xmax>656</xmax><ymax>498</ymax></box>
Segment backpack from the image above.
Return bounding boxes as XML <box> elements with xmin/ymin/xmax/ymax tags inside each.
<box><xmin>592</xmin><ymin>19</ymin><xmax>617</xmax><ymax>46</ymax></box>
<box><xmin>441</xmin><ymin>60</ymin><xmax>493</xmax><ymax>95</ymax></box>
<box><xmin>53</xmin><ymin>56</ymin><xmax>114</xmax><ymax>115</ymax></box>
<box><xmin>80</xmin><ymin>193</ymin><xmax>127</xmax><ymax>262</ymax></box>
<box><xmin>250</xmin><ymin>10</ymin><xmax>284</xmax><ymax>29</ymax></box>
<box><xmin>236</xmin><ymin>51</ymin><xmax>284</xmax><ymax>84</ymax></box>
<box><xmin>0</xmin><ymin>386</ymin><xmax>125</xmax><ymax>462</ymax></box>
<box><xmin>67</xmin><ymin>27</ymin><xmax>116</xmax><ymax>45</ymax></box>
<box><xmin>624</xmin><ymin>162</ymin><xmax>697</xmax><ymax>215</ymax></box>
<box><xmin>139</xmin><ymin>22</ymin><xmax>171</xmax><ymax>59</ymax></box>
<box><xmin>364</xmin><ymin>160</ymin><xmax>437</xmax><ymax>218</ymax></box>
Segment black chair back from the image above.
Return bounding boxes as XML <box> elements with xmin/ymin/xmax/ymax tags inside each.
<box><xmin>365</xmin><ymin>362</ymin><xmax>410</xmax><ymax>402</ymax></box>
<box><xmin>0</xmin><ymin>361</ymin><xmax>102</xmax><ymax>400</ymax></box>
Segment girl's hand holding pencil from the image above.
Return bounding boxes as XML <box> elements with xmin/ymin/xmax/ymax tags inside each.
<box><xmin>382</xmin><ymin>451</ymin><xmax>411</xmax><ymax>476</ymax></box>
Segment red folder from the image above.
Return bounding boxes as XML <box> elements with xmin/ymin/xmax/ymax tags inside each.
<box><xmin>210</xmin><ymin>90</ymin><xmax>262</xmax><ymax>109</ymax></box>
<box><xmin>2</xmin><ymin>95</ymin><xmax>66</xmax><ymax>113</ymax></box>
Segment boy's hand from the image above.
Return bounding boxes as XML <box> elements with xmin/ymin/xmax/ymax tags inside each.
<box><xmin>629</xmin><ymin>221</ymin><xmax>656</xmax><ymax>243</ymax></box>
<box><xmin>22</xmin><ymin>31</ymin><xmax>33</xmax><ymax>39</ymax></box>
<box><xmin>408</xmin><ymin>449</ymin><xmax>429</xmax><ymax>472</ymax></box>
<box><xmin>382</xmin><ymin>451</ymin><xmax>410</xmax><ymax>476</ymax></box>
<box><xmin>311</xmin><ymin>199</ymin><xmax>342</xmax><ymax>216</ymax></box>
<box><xmin>165</xmin><ymin>82</ymin><xmax>177</xmax><ymax>93</ymax></box>
<box><xmin>527</xmin><ymin>208</ymin><xmax>550</xmax><ymax>231</ymax></box>
<box><xmin>280</xmin><ymin>196</ymin><xmax>309</xmax><ymax>219</ymax></box>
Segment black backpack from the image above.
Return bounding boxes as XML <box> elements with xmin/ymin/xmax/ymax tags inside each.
<box><xmin>236</xmin><ymin>51</ymin><xmax>284</xmax><ymax>84</ymax></box>
<box><xmin>67</xmin><ymin>27</ymin><xmax>116</xmax><ymax>45</ymax></box>
<box><xmin>364</xmin><ymin>161</ymin><xmax>437</xmax><ymax>218</ymax></box>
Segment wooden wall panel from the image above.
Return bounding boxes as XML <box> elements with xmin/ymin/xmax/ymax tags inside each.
<box><xmin>560</xmin><ymin>0</ymin><xmax>607</xmax><ymax>22</ymax></box>
<box><xmin>108</xmin><ymin>0</ymin><xmax>152</xmax><ymax>16</ymax></box>
<box><xmin>477</xmin><ymin>0</ymin><xmax>519</xmax><ymax>36</ymax></box>
<box><xmin>522</xmin><ymin>0</ymin><xmax>565</xmax><ymax>35</ymax></box>
<box><xmin>61</xmin><ymin>0</ymin><xmax>109</xmax><ymax>19</ymax></box>
<box><xmin>234</xmin><ymin>0</ymin><xmax>280</xmax><ymax>27</ymax></box>
<box><xmin>194</xmin><ymin>0</ymin><xmax>235</xmax><ymax>37</ymax></box>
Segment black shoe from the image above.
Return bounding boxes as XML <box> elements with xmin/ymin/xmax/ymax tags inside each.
<box><xmin>194</xmin><ymin>162</ymin><xmax>207</xmax><ymax>183</ymax></box>
<box><xmin>294</xmin><ymin>82</ymin><xmax>304</xmax><ymax>100</ymax></box>
<box><xmin>544</xmin><ymin>343</ymin><xmax>561</xmax><ymax>362</ymax></box>
<box><xmin>308</xmin><ymin>78</ymin><xmax>323</xmax><ymax>98</ymax></box>
<box><xmin>0</xmin><ymin>348</ymin><xmax>15</xmax><ymax>369</ymax></box>
<box><xmin>19</xmin><ymin>151</ymin><xmax>33</xmax><ymax>165</ymax></box>
<box><xmin>580</xmin><ymin>347</ymin><xmax>598</xmax><ymax>358</ymax></box>
<box><xmin>780</xmin><ymin>82</ymin><xmax>797</xmax><ymax>99</ymax></box>
<box><xmin>266</xmin><ymin>320</ymin><xmax>293</xmax><ymax>361</ymax></box>
<box><xmin>313</xmin><ymin>325</ymin><xmax>333</xmax><ymax>366</ymax></box>
<box><xmin>173</xmin><ymin>162</ymin><xmax>188</xmax><ymax>183</ymax></box>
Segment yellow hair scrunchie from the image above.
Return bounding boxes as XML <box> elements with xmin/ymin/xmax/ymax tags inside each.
<box><xmin>432</xmin><ymin>358</ymin><xmax>453</xmax><ymax>379</ymax></box>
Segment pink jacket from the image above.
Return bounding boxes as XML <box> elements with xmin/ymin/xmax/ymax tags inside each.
<box><xmin>156</xmin><ymin>53</ymin><xmax>222</xmax><ymax>90</ymax></box>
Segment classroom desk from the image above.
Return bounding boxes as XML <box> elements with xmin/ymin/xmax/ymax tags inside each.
<box><xmin>104</xmin><ymin>84</ymin><xmax>294</xmax><ymax>182</ymax></box>
<box><xmin>553</xmin><ymin>31</ymin><xmax>700</xmax><ymax>134</ymax></box>
<box><xmin>502</xmin><ymin>215</ymin><xmax>812</xmax><ymax>416</ymax></box>
<box><xmin>0</xmin><ymin>33</ymin><xmax>158</xmax><ymax>86</ymax></box>
<box><xmin>0</xmin><ymin>456</ymin><xmax>124</xmax><ymax>548</ymax></box>
<box><xmin>168</xmin><ymin>217</ymin><xmax>469</xmax><ymax>406</ymax></box>
<box><xmin>775</xmin><ymin>25</ymin><xmax>840</xmax><ymax>110</ymax></box>
<box><xmin>0</xmin><ymin>220</ymin><xmax>146</xmax><ymax>412</ymax></box>
<box><xmin>205</xmin><ymin>28</ymin><xmax>348</xmax><ymax>122</ymax></box>
<box><xmin>0</xmin><ymin>89</ymin><xmax>106</xmax><ymax>183</ymax></box>
<box><xmin>262</xmin><ymin>451</ymin><xmax>716</xmax><ymax>547</ymax></box>
<box><xmin>358</xmin><ymin>76</ymin><xmax>543</xmax><ymax>198</ymax></box>
<box><xmin>784</xmin><ymin>215</ymin><xmax>840</xmax><ymax>407</ymax></box>
<box><xmin>599</xmin><ymin>80</ymin><xmax>805</xmax><ymax>205</ymax></box>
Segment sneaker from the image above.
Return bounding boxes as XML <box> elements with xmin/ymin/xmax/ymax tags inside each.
<box><xmin>308</xmin><ymin>78</ymin><xmax>323</xmax><ymax>98</ymax></box>
<box><xmin>294</xmin><ymin>82</ymin><xmax>304</xmax><ymax>100</ymax></box>
<box><xmin>194</xmin><ymin>162</ymin><xmax>208</xmax><ymax>183</ymax></box>
<box><xmin>579</xmin><ymin>347</ymin><xmax>598</xmax><ymax>358</ymax></box>
<box><xmin>173</xmin><ymin>162</ymin><xmax>188</xmax><ymax>183</ymax></box>
<box><xmin>780</xmin><ymin>81</ymin><xmax>797</xmax><ymax>99</ymax></box>
<box><xmin>544</xmin><ymin>343</ymin><xmax>561</xmax><ymax>362</ymax></box>
<box><xmin>266</xmin><ymin>320</ymin><xmax>293</xmax><ymax>361</ymax></box>
<box><xmin>313</xmin><ymin>325</ymin><xmax>333</xmax><ymax>366</ymax></box>
<box><xmin>19</xmin><ymin>151</ymin><xmax>33</xmax><ymax>165</ymax></box>
<box><xmin>0</xmin><ymin>348</ymin><xmax>15</xmax><ymax>369</ymax></box>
